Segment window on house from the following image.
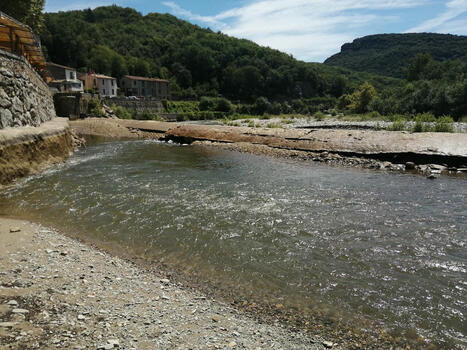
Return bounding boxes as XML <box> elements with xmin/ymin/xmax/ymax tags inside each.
<box><xmin>112</xmin><ymin>89</ymin><xmax>115</xmax><ymax>95</ymax></box>
<box><xmin>102</xmin><ymin>80</ymin><xmax>104</xmax><ymax>86</ymax></box>
<box><xmin>134</xmin><ymin>81</ymin><xmax>136</xmax><ymax>86</ymax></box>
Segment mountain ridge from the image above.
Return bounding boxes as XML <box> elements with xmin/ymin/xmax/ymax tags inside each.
<box><xmin>324</xmin><ymin>33</ymin><xmax>467</xmax><ymax>78</ymax></box>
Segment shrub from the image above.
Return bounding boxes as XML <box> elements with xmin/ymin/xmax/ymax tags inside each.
<box><xmin>348</xmin><ymin>82</ymin><xmax>377</xmax><ymax>113</ymax></box>
<box><xmin>368</xmin><ymin>111</ymin><xmax>382</xmax><ymax>119</ymax></box>
<box><xmin>266</xmin><ymin>122</ymin><xmax>282</xmax><ymax>128</ymax></box>
<box><xmin>88</xmin><ymin>98</ymin><xmax>103</xmax><ymax>117</ymax></box>
<box><xmin>387</xmin><ymin>120</ymin><xmax>406</xmax><ymax>131</ymax></box>
<box><xmin>313</xmin><ymin>111</ymin><xmax>326</xmax><ymax>121</ymax></box>
<box><xmin>112</xmin><ymin>104</ymin><xmax>132</xmax><ymax>119</ymax></box>
<box><xmin>254</xmin><ymin>97</ymin><xmax>271</xmax><ymax>115</ymax></box>
<box><xmin>415</xmin><ymin>112</ymin><xmax>436</xmax><ymax>123</ymax></box>
<box><xmin>434</xmin><ymin>116</ymin><xmax>454</xmax><ymax>132</ymax></box>
<box><xmin>412</xmin><ymin>120</ymin><xmax>424</xmax><ymax>132</ymax></box>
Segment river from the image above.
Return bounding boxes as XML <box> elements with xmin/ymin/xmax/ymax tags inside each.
<box><xmin>1</xmin><ymin>140</ymin><xmax>465</xmax><ymax>347</ymax></box>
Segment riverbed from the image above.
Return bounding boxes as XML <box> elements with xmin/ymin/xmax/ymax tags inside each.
<box><xmin>1</xmin><ymin>140</ymin><xmax>465</xmax><ymax>348</ymax></box>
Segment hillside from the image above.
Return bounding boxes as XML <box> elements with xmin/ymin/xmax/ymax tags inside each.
<box><xmin>40</xmin><ymin>6</ymin><xmax>399</xmax><ymax>102</ymax></box>
<box><xmin>324</xmin><ymin>33</ymin><xmax>467</xmax><ymax>78</ymax></box>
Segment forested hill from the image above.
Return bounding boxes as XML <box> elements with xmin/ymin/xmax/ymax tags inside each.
<box><xmin>40</xmin><ymin>5</ymin><xmax>397</xmax><ymax>102</ymax></box>
<box><xmin>324</xmin><ymin>33</ymin><xmax>467</xmax><ymax>78</ymax></box>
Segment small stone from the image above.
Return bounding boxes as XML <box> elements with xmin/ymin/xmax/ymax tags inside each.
<box><xmin>427</xmin><ymin>173</ymin><xmax>438</xmax><ymax>179</ymax></box>
<box><xmin>107</xmin><ymin>338</ymin><xmax>119</xmax><ymax>347</ymax></box>
<box><xmin>429</xmin><ymin>164</ymin><xmax>446</xmax><ymax>171</ymax></box>
<box><xmin>7</xmin><ymin>300</ymin><xmax>18</xmax><ymax>306</ymax></box>
<box><xmin>323</xmin><ymin>341</ymin><xmax>334</xmax><ymax>348</ymax></box>
<box><xmin>0</xmin><ymin>322</ymin><xmax>16</xmax><ymax>328</ymax></box>
<box><xmin>228</xmin><ymin>341</ymin><xmax>237</xmax><ymax>348</ymax></box>
<box><xmin>77</xmin><ymin>314</ymin><xmax>86</xmax><ymax>321</ymax></box>
<box><xmin>212</xmin><ymin>315</ymin><xmax>221</xmax><ymax>322</ymax></box>
<box><xmin>405</xmin><ymin>161</ymin><xmax>416</xmax><ymax>170</ymax></box>
<box><xmin>160</xmin><ymin>278</ymin><xmax>170</xmax><ymax>284</ymax></box>
<box><xmin>9</xmin><ymin>227</ymin><xmax>21</xmax><ymax>233</ymax></box>
<box><xmin>12</xmin><ymin>308</ymin><xmax>29</xmax><ymax>314</ymax></box>
<box><xmin>60</xmin><ymin>251</ymin><xmax>69</xmax><ymax>256</ymax></box>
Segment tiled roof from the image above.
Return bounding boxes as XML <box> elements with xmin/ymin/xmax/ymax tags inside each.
<box><xmin>92</xmin><ymin>74</ymin><xmax>115</xmax><ymax>80</ymax></box>
<box><xmin>46</xmin><ymin>62</ymin><xmax>76</xmax><ymax>71</ymax></box>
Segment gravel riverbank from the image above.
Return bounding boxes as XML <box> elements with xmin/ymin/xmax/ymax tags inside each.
<box><xmin>0</xmin><ymin>218</ymin><xmax>333</xmax><ymax>350</ymax></box>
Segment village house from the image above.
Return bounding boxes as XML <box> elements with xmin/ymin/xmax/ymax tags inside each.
<box><xmin>79</xmin><ymin>73</ymin><xmax>118</xmax><ymax>97</ymax></box>
<box><xmin>120</xmin><ymin>75</ymin><xmax>170</xmax><ymax>99</ymax></box>
<box><xmin>46</xmin><ymin>62</ymin><xmax>83</xmax><ymax>93</ymax></box>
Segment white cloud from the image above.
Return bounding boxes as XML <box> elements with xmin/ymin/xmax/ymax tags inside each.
<box><xmin>44</xmin><ymin>1</ymin><xmax>115</xmax><ymax>12</ymax></box>
<box><xmin>163</xmin><ymin>0</ymin><xmax>426</xmax><ymax>62</ymax></box>
<box><xmin>406</xmin><ymin>0</ymin><xmax>467</xmax><ymax>32</ymax></box>
<box><xmin>162</xmin><ymin>2</ymin><xmax>225</xmax><ymax>27</ymax></box>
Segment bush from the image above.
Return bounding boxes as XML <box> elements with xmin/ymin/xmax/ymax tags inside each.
<box><xmin>434</xmin><ymin>116</ymin><xmax>454</xmax><ymax>132</ymax></box>
<box><xmin>112</xmin><ymin>104</ymin><xmax>132</xmax><ymax>119</ymax></box>
<box><xmin>313</xmin><ymin>111</ymin><xmax>326</xmax><ymax>121</ymax></box>
<box><xmin>254</xmin><ymin>97</ymin><xmax>271</xmax><ymax>115</ymax></box>
<box><xmin>349</xmin><ymin>82</ymin><xmax>377</xmax><ymax>113</ymax></box>
<box><xmin>216</xmin><ymin>98</ymin><xmax>233</xmax><ymax>114</ymax></box>
<box><xmin>412</xmin><ymin>120</ymin><xmax>424</xmax><ymax>132</ymax></box>
<box><xmin>88</xmin><ymin>98</ymin><xmax>103</xmax><ymax>117</ymax></box>
<box><xmin>266</xmin><ymin>122</ymin><xmax>282</xmax><ymax>128</ymax></box>
<box><xmin>387</xmin><ymin>120</ymin><xmax>406</xmax><ymax>131</ymax></box>
<box><xmin>415</xmin><ymin>112</ymin><xmax>436</xmax><ymax>123</ymax></box>
<box><xmin>199</xmin><ymin>97</ymin><xmax>233</xmax><ymax>114</ymax></box>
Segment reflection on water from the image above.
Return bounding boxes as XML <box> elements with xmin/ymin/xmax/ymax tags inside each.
<box><xmin>1</xmin><ymin>140</ymin><xmax>466</xmax><ymax>346</ymax></box>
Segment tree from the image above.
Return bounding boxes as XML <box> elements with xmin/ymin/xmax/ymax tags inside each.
<box><xmin>406</xmin><ymin>53</ymin><xmax>442</xmax><ymax>81</ymax></box>
<box><xmin>349</xmin><ymin>82</ymin><xmax>377</xmax><ymax>113</ymax></box>
<box><xmin>1</xmin><ymin>0</ymin><xmax>45</xmax><ymax>33</ymax></box>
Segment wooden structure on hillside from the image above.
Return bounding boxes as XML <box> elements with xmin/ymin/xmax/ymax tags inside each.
<box><xmin>0</xmin><ymin>11</ymin><xmax>49</xmax><ymax>80</ymax></box>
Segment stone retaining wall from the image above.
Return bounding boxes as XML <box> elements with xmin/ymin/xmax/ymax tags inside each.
<box><xmin>104</xmin><ymin>98</ymin><xmax>165</xmax><ymax>115</ymax></box>
<box><xmin>0</xmin><ymin>49</ymin><xmax>55</xmax><ymax>129</ymax></box>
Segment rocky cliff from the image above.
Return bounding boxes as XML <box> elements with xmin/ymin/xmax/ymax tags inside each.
<box><xmin>324</xmin><ymin>33</ymin><xmax>467</xmax><ymax>78</ymax></box>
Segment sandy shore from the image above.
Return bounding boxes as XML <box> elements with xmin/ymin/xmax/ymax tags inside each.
<box><xmin>0</xmin><ymin>217</ymin><xmax>332</xmax><ymax>349</ymax></box>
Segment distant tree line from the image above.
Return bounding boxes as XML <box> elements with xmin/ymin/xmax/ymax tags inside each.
<box><xmin>38</xmin><ymin>6</ymin><xmax>397</xmax><ymax>103</ymax></box>
<box><xmin>2</xmin><ymin>5</ymin><xmax>465</xmax><ymax>120</ymax></box>
<box><xmin>337</xmin><ymin>54</ymin><xmax>467</xmax><ymax>119</ymax></box>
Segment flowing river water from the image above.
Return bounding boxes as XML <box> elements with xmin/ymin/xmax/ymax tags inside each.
<box><xmin>1</xmin><ymin>140</ymin><xmax>466</xmax><ymax>347</ymax></box>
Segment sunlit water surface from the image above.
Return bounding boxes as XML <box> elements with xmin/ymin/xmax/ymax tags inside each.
<box><xmin>1</xmin><ymin>140</ymin><xmax>465</xmax><ymax>346</ymax></box>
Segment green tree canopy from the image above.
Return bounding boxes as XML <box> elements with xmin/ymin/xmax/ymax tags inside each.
<box><xmin>1</xmin><ymin>0</ymin><xmax>45</xmax><ymax>33</ymax></box>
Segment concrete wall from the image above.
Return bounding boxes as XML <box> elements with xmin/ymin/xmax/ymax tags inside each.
<box><xmin>0</xmin><ymin>49</ymin><xmax>56</xmax><ymax>129</ymax></box>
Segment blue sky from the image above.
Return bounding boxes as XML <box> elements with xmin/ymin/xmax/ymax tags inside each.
<box><xmin>44</xmin><ymin>0</ymin><xmax>467</xmax><ymax>62</ymax></box>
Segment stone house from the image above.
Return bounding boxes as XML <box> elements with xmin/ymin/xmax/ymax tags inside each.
<box><xmin>46</xmin><ymin>62</ymin><xmax>83</xmax><ymax>93</ymax></box>
<box><xmin>120</xmin><ymin>75</ymin><xmax>170</xmax><ymax>99</ymax></box>
<box><xmin>79</xmin><ymin>73</ymin><xmax>118</xmax><ymax>97</ymax></box>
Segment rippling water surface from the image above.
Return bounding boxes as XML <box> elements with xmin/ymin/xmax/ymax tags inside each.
<box><xmin>1</xmin><ymin>140</ymin><xmax>465</xmax><ymax>346</ymax></box>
